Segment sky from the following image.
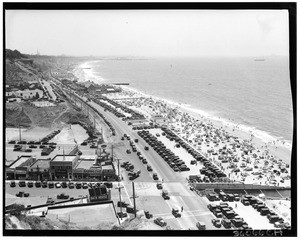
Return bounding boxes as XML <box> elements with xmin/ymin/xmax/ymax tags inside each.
<box><xmin>5</xmin><ymin>10</ymin><xmax>289</xmax><ymax>57</ymax></box>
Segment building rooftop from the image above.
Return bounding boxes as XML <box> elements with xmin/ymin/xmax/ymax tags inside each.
<box><xmin>52</xmin><ymin>155</ymin><xmax>77</xmax><ymax>162</ymax></box>
<box><xmin>80</xmin><ymin>155</ymin><xmax>96</xmax><ymax>160</ymax></box>
<box><xmin>75</xmin><ymin>159</ymin><xmax>95</xmax><ymax>170</ymax></box>
<box><xmin>30</xmin><ymin>159</ymin><xmax>51</xmax><ymax>169</ymax></box>
<box><xmin>101</xmin><ymin>164</ymin><xmax>113</xmax><ymax>170</ymax></box>
<box><xmin>9</xmin><ymin>156</ymin><xmax>33</xmax><ymax>169</ymax></box>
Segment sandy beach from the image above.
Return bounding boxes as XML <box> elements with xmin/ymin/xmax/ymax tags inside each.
<box><xmin>101</xmin><ymin>87</ymin><xmax>291</xmax><ymax>188</ymax></box>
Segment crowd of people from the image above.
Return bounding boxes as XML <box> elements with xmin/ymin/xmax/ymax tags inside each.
<box><xmin>104</xmin><ymin>89</ymin><xmax>291</xmax><ymax>187</ymax></box>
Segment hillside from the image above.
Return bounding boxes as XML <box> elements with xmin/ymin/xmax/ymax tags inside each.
<box><xmin>5</xmin><ymin>210</ymin><xmax>163</xmax><ymax>230</ymax></box>
<box><xmin>5</xmin><ymin>49</ymin><xmax>44</xmax><ymax>84</ymax></box>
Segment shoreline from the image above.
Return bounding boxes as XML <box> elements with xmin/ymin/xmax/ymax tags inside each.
<box><xmin>72</xmin><ymin>61</ymin><xmax>292</xmax><ymax>165</ymax></box>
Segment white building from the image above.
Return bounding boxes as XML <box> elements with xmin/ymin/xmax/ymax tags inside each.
<box><xmin>13</xmin><ymin>89</ymin><xmax>44</xmax><ymax>99</ymax></box>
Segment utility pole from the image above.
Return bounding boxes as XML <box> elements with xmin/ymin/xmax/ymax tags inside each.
<box><xmin>115</xmin><ymin>183</ymin><xmax>124</xmax><ymax>220</ymax></box>
<box><xmin>131</xmin><ymin>182</ymin><xmax>138</xmax><ymax>218</ymax></box>
<box><xmin>19</xmin><ymin>123</ymin><xmax>21</xmax><ymax>142</ymax></box>
<box><xmin>94</xmin><ymin>115</ymin><xmax>96</xmax><ymax>129</ymax></box>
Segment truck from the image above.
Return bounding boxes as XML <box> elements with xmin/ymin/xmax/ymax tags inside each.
<box><xmin>57</xmin><ymin>193</ymin><xmax>69</xmax><ymax>199</ymax></box>
<box><xmin>196</xmin><ymin>222</ymin><xmax>206</xmax><ymax>230</ymax></box>
<box><xmin>16</xmin><ymin>191</ymin><xmax>29</xmax><ymax>197</ymax></box>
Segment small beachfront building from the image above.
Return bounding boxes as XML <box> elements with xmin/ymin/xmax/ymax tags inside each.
<box><xmin>12</xmin><ymin>89</ymin><xmax>44</xmax><ymax>99</ymax></box>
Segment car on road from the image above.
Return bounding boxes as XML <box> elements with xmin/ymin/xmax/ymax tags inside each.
<box><xmin>212</xmin><ymin>219</ymin><xmax>222</xmax><ymax>228</ymax></box>
<box><xmin>142</xmin><ymin>159</ymin><xmax>148</xmax><ymax>164</ymax></box>
<box><xmin>134</xmin><ymin>139</ymin><xmax>138</xmax><ymax>143</ymax></box>
<box><xmin>147</xmin><ymin>165</ymin><xmax>153</xmax><ymax>171</ymax></box>
<box><xmin>172</xmin><ymin>208</ymin><xmax>181</xmax><ymax>218</ymax></box>
<box><xmin>153</xmin><ymin>173</ymin><xmax>159</xmax><ymax>180</ymax></box>
<box><xmin>144</xmin><ymin>146</ymin><xmax>149</xmax><ymax>151</ymax></box>
<box><xmin>144</xmin><ymin>210</ymin><xmax>153</xmax><ymax>219</ymax></box>
<box><xmin>126</xmin><ymin>149</ymin><xmax>131</xmax><ymax>154</ymax></box>
<box><xmin>154</xmin><ymin>217</ymin><xmax>167</xmax><ymax>227</ymax></box>
<box><xmin>156</xmin><ymin>183</ymin><xmax>163</xmax><ymax>189</ymax></box>
<box><xmin>10</xmin><ymin>181</ymin><xmax>16</xmax><ymax>187</ymax></box>
<box><xmin>28</xmin><ymin>182</ymin><xmax>34</xmax><ymax>188</ymax></box>
<box><xmin>162</xmin><ymin>190</ymin><xmax>170</xmax><ymax>200</ymax></box>
<box><xmin>121</xmin><ymin>137</ymin><xmax>124</xmax><ymax>140</ymax></box>
<box><xmin>196</xmin><ymin>222</ymin><xmax>206</xmax><ymax>230</ymax></box>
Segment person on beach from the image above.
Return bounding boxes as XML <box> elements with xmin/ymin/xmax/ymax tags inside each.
<box><xmin>181</xmin><ymin>206</ymin><xmax>183</xmax><ymax>212</ymax></box>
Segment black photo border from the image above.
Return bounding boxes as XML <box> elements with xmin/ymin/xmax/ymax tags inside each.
<box><xmin>2</xmin><ymin>1</ymin><xmax>297</xmax><ymax>237</ymax></box>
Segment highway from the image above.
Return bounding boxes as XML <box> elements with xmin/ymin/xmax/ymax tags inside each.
<box><xmin>53</xmin><ymin>87</ymin><xmax>217</xmax><ymax>230</ymax></box>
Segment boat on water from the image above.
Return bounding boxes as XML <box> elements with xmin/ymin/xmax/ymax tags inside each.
<box><xmin>254</xmin><ymin>59</ymin><xmax>266</xmax><ymax>61</ymax></box>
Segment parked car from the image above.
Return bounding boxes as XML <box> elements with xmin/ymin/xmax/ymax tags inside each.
<box><xmin>156</xmin><ymin>183</ymin><xmax>163</xmax><ymax>189</ymax></box>
<box><xmin>27</xmin><ymin>182</ymin><xmax>34</xmax><ymax>188</ymax></box>
<box><xmin>10</xmin><ymin>181</ymin><xmax>16</xmax><ymax>187</ymax></box>
<box><xmin>35</xmin><ymin>181</ymin><xmax>41</xmax><ymax>188</ymax></box>
<box><xmin>55</xmin><ymin>183</ymin><xmax>61</xmax><ymax>188</ymax></box>
<box><xmin>19</xmin><ymin>181</ymin><xmax>26</xmax><ymax>187</ymax></box>
<box><xmin>212</xmin><ymin>219</ymin><xmax>222</xmax><ymax>228</ymax></box>
<box><xmin>221</xmin><ymin>219</ymin><xmax>232</xmax><ymax>229</ymax></box>
<box><xmin>61</xmin><ymin>182</ymin><xmax>68</xmax><ymax>188</ymax></box>
<box><xmin>42</xmin><ymin>181</ymin><xmax>48</xmax><ymax>188</ymax></box>
<box><xmin>154</xmin><ymin>217</ymin><xmax>167</xmax><ymax>227</ymax></box>
<box><xmin>147</xmin><ymin>165</ymin><xmax>153</xmax><ymax>171</ymax></box>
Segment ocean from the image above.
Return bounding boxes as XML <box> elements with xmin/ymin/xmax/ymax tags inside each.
<box><xmin>79</xmin><ymin>57</ymin><xmax>293</xmax><ymax>148</ymax></box>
